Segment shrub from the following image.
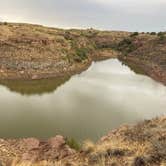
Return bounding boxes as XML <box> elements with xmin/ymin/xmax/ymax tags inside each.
<box><xmin>74</xmin><ymin>47</ymin><xmax>89</xmax><ymax>62</ymax></box>
<box><xmin>130</xmin><ymin>32</ymin><xmax>139</xmax><ymax>37</ymax></box>
<box><xmin>158</xmin><ymin>32</ymin><xmax>165</xmax><ymax>41</ymax></box>
<box><xmin>159</xmin><ymin>35</ymin><xmax>165</xmax><ymax>41</ymax></box>
<box><xmin>117</xmin><ymin>38</ymin><xmax>136</xmax><ymax>54</ymax></box>
<box><xmin>158</xmin><ymin>32</ymin><xmax>164</xmax><ymax>36</ymax></box>
<box><xmin>3</xmin><ymin>22</ymin><xmax>8</xmax><ymax>25</ymax></box>
<box><xmin>97</xmin><ymin>43</ymin><xmax>113</xmax><ymax>49</ymax></box>
<box><xmin>119</xmin><ymin>38</ymin><xmax>132</xmax><ymax>46</ymax></box>
<box><xmin>64</xmin><ymin>31</ymin><xmax>73</xmax><ymax>40</ymax></box>
<box><xmin>66</xmin><ymin>138</ymin><xmax>81</xmax><ymax>151</ymax></box>
<box><xmin>150</xmin><ymin>32</ymin><xmax>156</xmax><ymax>35</ymax></box>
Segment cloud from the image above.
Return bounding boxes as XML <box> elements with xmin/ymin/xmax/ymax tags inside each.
<box><xmin>0</xmin><ymin>0</ymin><xmax>165</xmax><ymax>31</ymax></box>
<box><xmin>93</xmin><ymin>0</ymin><xmax>166</xmax><ymax>5</ymax></box>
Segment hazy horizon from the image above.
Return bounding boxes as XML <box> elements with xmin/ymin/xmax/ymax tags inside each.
<box><xmin>0</xmin><ymin>0</ymin><xmax>166</xmax><ymax>32</ymax></box>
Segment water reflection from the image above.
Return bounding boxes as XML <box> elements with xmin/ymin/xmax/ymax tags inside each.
<box><xmin>0</xmin><ymin>59</ymin><xmax>165</xmax><ymax>141</ymax></box>
<box><xmin>0</xmin><ymin>77</ymin><xmax>69</xmax><ymax>95</ymax></box>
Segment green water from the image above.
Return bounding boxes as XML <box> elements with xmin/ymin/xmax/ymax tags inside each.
<box><xmin>0</xmin><ymin>59</ymin><xmax>165</xmax><ymax>141</ymax></box>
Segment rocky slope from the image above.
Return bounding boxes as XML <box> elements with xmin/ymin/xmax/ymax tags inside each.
<box><xmin>116</xmin><ymin>32</ymin><xmax>166</xmax><ymax>85</ymax></box>
<box><xmin>0</xmin><ymin>22</ymin><xmax>129</xmax><ymax>80</ymax></box>
<box><xmin>0</xmin><ymin>22</ymin><xmax>166</xmax><ymax>86</ymax></box>
<box><xmin>0</xmin><ymin>117</ymin><xmax>165</xmax><ymax>166</ymax></box>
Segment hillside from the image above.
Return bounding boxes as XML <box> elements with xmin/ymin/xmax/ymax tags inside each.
<box><xmin>116</xmin><ymin>32</ymin><xmax>166</xmax><ymax>85</ymax></box>
<box><xmin>0</xmin><ymin>22</ymin><xmax>129</xmax><ymax>80</ymax></box>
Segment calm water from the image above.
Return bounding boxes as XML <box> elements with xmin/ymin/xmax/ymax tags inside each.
<box><xmin>0</xmin><ymin>59</ymin><xmax>166</xmax><ymax>141</ymax></box>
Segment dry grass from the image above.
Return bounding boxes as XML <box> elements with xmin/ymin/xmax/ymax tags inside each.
<box><xmin>11</xmin><ymin>160</ymin><xmax>63</xmax><ymax>166</ymax></box>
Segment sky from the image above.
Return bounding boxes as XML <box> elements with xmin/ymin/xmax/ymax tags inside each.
<box><xmin>0</xmin><ymin>0</ymin><xmax>166</xmax><ymax>32</ymax></box>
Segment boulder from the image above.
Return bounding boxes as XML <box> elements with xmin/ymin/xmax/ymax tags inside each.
<box><xmin>21</xmin><ymin>138</ymin><xmax>40</xmax><ymax>151</ymax></box>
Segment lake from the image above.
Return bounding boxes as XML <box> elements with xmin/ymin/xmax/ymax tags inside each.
<box><xmin>0</xmin><ymin>59</ymin><xmax>166</xmax><ymax>141</ymax></box>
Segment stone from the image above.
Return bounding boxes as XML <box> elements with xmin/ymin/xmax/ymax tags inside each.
<box><xmin>100</xmin><ymin>135</ymin><xmax>109</xmax><ymax>142</ymax></box>
<box><xmin>21</xmin><ymin>138</ymin><xmax>40</xmax><ymax>151</ymax></box>
<box><xmin>48</xmin><ymin>135</ymin><xmax>65</xmax><ymax>149</ymax></box>
<box><xmin>133</xmin><ymin>157</ymin><xmax>146</xmax><ymax>166</ymax></box>
<box><xmin>32</xmin><ymin>75</ymin><xmax>38</xmax><ymax>79</ymax></box>
<box><xmin>22</xmin><ymin>151</ymin><xmax>38</xmax><ymax>162</ymax></box>
<box><xmin>20</xmin><ymin>70</ymin><xmax>24</xmax><ymax>74</ymax></box>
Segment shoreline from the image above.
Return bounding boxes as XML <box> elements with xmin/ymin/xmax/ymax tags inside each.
<box><xmin>119</xmin><ymin>56</ymin><xmax>166</xmax><ymax>86</ymax></box>
<box><xmin>0</xmin><ymin>116</ymin><xmax>165</xmax><ymax>165</ymax></box>
<box><xmin>0</xmin><ymin>50</ymin><xmax>119</xmax><ymax>81</ymax></box>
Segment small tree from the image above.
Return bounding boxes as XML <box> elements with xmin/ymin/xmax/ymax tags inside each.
<box><xmin>150</xmin><ymin>32</ymin><xmax>156</xmax><ymax>35</ymax></box>
<box><xmin>158</xmin><ymin>32</ymin><xmax>165</xmax><ymax>41</ymax></box>
<box><xmin>130</xmin><ymin>32</ymin><xmax>139</xmax><ymax>37</ymax></box>
<box><xmin>3</xmin><ymin>22</ymin><xmax>8</xmax><ymax>25</ymax></box>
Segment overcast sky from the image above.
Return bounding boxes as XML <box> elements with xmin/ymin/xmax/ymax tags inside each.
<box><xmin>0</xmin><ymin>0</ymin><xmax>166</xmax><ymax>32</ymax></box>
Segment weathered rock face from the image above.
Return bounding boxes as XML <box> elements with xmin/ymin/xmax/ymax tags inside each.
<box><xmin>20</xmin><ymin>136</ymin><xmax>75</xmax><ymax>162</ymax></box>
<box><xmin>48</xmin><ymin>135</ymin><xmax>65</xmax><ymax>149</ymax></box>
<box><xmin>0</xmin><ymin>136</ymin><xmax>76</xmax><ymax>164</ymax></box>
<box><xmin>20</xmin><ymin>138</ymin><xmax>40</xmax><ymax>151</ymax></box>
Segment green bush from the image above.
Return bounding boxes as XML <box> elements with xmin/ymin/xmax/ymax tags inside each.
<box><xmin>66</xmin><ymin>138</ymin><xmax>81</xmax><ymax>151</ymax></box>
<box><xmin>117</xmin><ymin>38</ymin><xmax>136</xmax><ymax>54</ymax></box>
<box><xmin>83</xmin><ymin>30</ymin><xmax>98</xmax><ymax>38</ymax></box>
<box><xmin>130</xmin><ymin>32</ymin><xmax>139</xmax><ymax>37</ymax></box>
<box><xmin>159</xmin><ymin>35</ymin><xmax>165</xmax><ymax>41</ymax></box>
<box><xmin>74</xmin><ymin>47</ymin><xmax>89</xmax><ymax>62</ymax></box>
<box><xmin>119</xmin><ymin>38</ymin><xmax>132</xmax><ymax>46</ymax></box>
<box><xmin>150</xmin><ymin>32</ymin><xmax>156</xmax><ymax>35</ymax></box>
<box><xmin>64</xmin><ymin>31</ymin><xmax>73</xmax><ymax>40</ymax></box>
<box><xmin>158</xmin><ymin>32</ymin><xmax>165</xmax><ymax>41</ymax></box>
<box><xmin>158</xmin><ymin>32</ymin><xmax>164</xmax><ymax>36</ymax></box>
